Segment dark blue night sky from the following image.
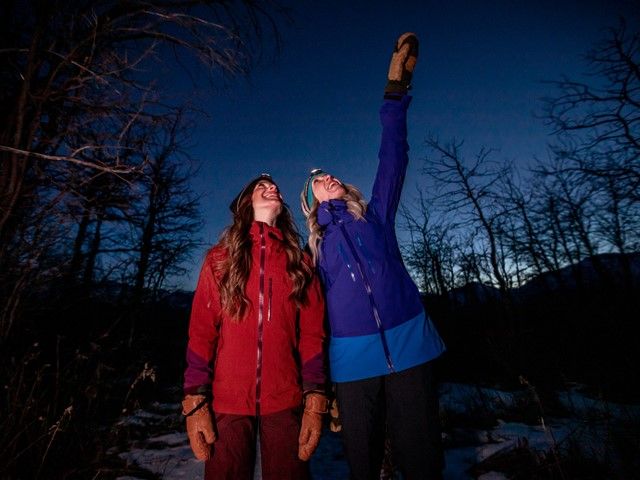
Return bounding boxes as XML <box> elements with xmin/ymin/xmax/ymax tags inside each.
<box><xmin>177</xmin><ymin>0</ymin><xmax>637</xmax><ymax>288</ymax></box>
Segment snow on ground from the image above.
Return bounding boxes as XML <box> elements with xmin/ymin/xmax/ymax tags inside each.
<box><xmin>116</xmin><ymin>419</ymin><xmax>349</xmax><ymax>479</ymax></box>
<box><xmin>118</xmin><ymin>434</ymin><xmax>202</xmax><ymax>479</ymax></box>
<box><xmin>114</xmin><ymin>383</ymin><xmax>638</xmax><ymax>479</ymax></box>
<box><xmin>439</xmin><ymin>383</ymin><xmax>526</xmax><ymax>415</ymax></box>
<box><xmin>557</xmin><ymin>384</ymin><xmax>640</xmax><ymax>421</ymax></box>
<box><xmin>441</xmin><ymin>419</ymin><xmax>573</xmax><ymax>480</ymax></box>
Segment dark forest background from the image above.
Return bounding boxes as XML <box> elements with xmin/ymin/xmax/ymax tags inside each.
<box><xmin>1</xmin><ymin>0</ymin><xmax>639</xmax><ymax>478</ymax></box>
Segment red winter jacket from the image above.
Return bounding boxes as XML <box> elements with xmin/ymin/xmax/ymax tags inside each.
<box><xmin>184</xmin><ymin>221</ymin><xmax>326</xmax><ymax>416</ymax></box>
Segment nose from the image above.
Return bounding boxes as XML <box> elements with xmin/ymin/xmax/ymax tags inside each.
<box><xmin>266</xmin><ymin>183</ymin><xmax>277</xmax><ymax>192</ymax></box>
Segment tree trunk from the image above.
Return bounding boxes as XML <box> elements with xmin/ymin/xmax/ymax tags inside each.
<box><xmin>83</xmin><ymin>211</ymin><xmax>104</xmax><ymax>286</ymax></box>
<box><xmin>68</xmin><ymin>207</ymin><xmax>92</xmax><ymax>281</ymax></box>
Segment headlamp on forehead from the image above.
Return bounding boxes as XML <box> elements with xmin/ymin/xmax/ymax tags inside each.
<box><xmin>300</xmin><ymin>168</ymin><xmax>327</xmax><ymax>217</ymax></box>
<box><xmin>230</xmin><ymin>173</ymin><xmax>277</xmax><ymax>213</ymax></box>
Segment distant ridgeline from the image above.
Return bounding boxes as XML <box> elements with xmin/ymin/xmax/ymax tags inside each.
<box><xmin>421</xmin><ymin>252</ymin><xmax>640</xmax><ymax>401</ymax></box>
<box><xmin>442</xmin><ymin>252</ymin><xmax>640</xmax><ymax>306</ymax></box>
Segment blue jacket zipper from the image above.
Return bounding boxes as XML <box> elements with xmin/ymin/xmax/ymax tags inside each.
<box><xmin>338</xmin><ymin>223</ymin><xmax>395</xmax><ymax>372</ymax></box>
<box><xmin>256</xmin><ymin>223</ymin><xmax>266</xmax><ymax>416</ymax></box>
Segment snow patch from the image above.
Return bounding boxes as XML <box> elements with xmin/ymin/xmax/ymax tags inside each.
<box><xmin>113</xmin><ymin>384</ymin><xmax>639</xmax><ymax>479</ymax></box>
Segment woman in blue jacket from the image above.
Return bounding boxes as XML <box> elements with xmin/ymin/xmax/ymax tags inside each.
<box><xmin>300</xmin><ymin>33</ymin><xmax>446</xmax><ymax>479</ymax></box>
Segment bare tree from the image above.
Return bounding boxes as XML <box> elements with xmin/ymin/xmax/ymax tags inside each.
<box><xmin>0</xmin><ymin>0</ymin><xmax>285</xmax><ymax>341</ymax></box>
<box><xmin>0</xmin><ymin>0</ymin><xmax>280</xmax><ymax>248</ymax></box>
<box><xmin>423</xmin><ymin>138</ymin><xmax>512</xmax><ymax>299</ymax></box>
<box><xmin>540</xmin><ymin>20</ymin><xmax>640</xmax><ymax>289</ymax></box>
<box><xmin>128</xmin><ymin>111</ymin><xmax>201</xmax><ymax>304</ymax></box>
<box><xmin>494</xmin><ymin>176</ymin><xmax>542</xmax><ymax>284</ymax></box>
<box><xmin>400</xmin><ymin>192</ymin><xmax>457</xmax><ymax>295</ymax></box>
<box><xmin>64</xmin><ymin>147</ymin><xmax>136</xmax><ymax>286</ymax></box>
<box><xmin>543</xmin><ymin>21</ymin><xmax>639</xmax><ymax>196</ymax></box>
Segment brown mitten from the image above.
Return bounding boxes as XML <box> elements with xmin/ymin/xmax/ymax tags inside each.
<box><xmin>298</xmin><ymin>393</ymin><xmax>328</xmax><ymax>461</ymax></box>
<box><xmin>329</xmin><ymin>397</ymin><xmax>342</xmax><ymax>433</ymax></box>
<box><xmin>385</xmin><ymin>32</ymin><xmax>419</xmax><ymax>94</ymax></box>
<box><xmin>182</xmin><ymin>394</ymin><xmax>216</xmax><ymax>460</ymax></box>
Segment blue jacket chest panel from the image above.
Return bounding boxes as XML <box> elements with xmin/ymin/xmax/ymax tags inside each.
<box><xmin>319</xmin><ymin>215</ymin><xmax>388</xmax><ymax>291</ymax></box>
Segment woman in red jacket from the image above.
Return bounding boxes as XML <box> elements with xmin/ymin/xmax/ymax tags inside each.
<box><xmin>182</xmin><ymin>174</ymin><xmax>328</xmax><ymax>480</ymax></box>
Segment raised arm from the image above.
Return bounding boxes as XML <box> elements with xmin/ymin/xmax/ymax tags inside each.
<box><xmin>369</xmin><ymin>95</ymin><xmax>412</xmax><ymax>224</ymax></box>
<box><xmin>369</xmin><ymin>33</ymin><xmax>419</xmax><ymax>225</ymax></box>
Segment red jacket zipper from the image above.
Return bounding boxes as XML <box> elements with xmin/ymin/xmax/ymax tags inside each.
<box><xmin>256</xmin><ymin>223</ymin><xmax>266</xmax><ymax>416</ymax></box>
<box><xmin>268</xmin><ymin>278</ymin><xmax>272</xmax><ymax>323</ymax></box>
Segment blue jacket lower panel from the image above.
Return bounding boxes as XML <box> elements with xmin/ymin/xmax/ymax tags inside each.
<box><xmin>329</xmin><ymin>310</ymin><xmax>446</xmax><ymax>383</ymax></box>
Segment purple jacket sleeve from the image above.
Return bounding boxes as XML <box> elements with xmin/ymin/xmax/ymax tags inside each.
<box><xmin>369</xmin><ymin>94</ymin><xmax>412</xmax><ymax>225</ymax></box>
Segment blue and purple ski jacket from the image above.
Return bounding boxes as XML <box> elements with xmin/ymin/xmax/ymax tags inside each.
<box><xmin>316</xmin><ymin>95</ymin><xmax>445</xmax><ymax>383</ymax></box>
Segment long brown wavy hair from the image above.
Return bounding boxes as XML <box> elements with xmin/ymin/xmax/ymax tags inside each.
<box><xmin>210</xmin><ymin>190</ymin><xmax>313</xmax><ymax>322</ymax></box>
<box><xmin>305</xmin><ymin>183</ymin><xmax>367</xmax><ymax>264</ymax></box>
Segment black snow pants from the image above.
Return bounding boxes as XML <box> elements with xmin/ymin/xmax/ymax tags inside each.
<box><xmin>335</xmin><ymin>361</ymin><xmax>444</xmax><ymax>480</ymax></box>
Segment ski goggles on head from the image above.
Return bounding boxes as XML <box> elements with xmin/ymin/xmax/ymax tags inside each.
<box><xmin>300</xmin><ymin>168</ymin><xmax>328</xmax><ymax>217</ymax></box>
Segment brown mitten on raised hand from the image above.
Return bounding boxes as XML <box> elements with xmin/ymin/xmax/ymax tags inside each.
<box><xmin>182</xmin><ymin>394</ymin><xmax>216</xmax><ymax>461</ymax></box>
<box><xmin>298</xmin><ymin>393</ymin><xmax>328</xmax><ymax>461</ymax></box>
<box><xmin>385</xmin><ymin>32</ymin><xmax>419</xmax><ymax>94</ymax></box>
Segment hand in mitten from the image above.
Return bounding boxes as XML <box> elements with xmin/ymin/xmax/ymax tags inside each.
<box><xmin>298</xmin><ymin>393</ymin><xmax>328</xmax><ymax>461</ymax></box>
<box><xmin>385</xmin><ymin>32</ymin><xmax>419</xmax><ymax>94</ymax></box>
<box><xmin>182</xmin><ymin>394</ymin><xmax>216</xmax><ymax>460</ymax></box>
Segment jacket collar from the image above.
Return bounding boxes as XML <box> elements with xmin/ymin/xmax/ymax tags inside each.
<box><xmin>249</xmin><ymin>220</ymin><xmax>284</xmax><ymax>242</ymax></box>
<box><xmin>317</xmin><ymin>199</ymin><xmax>352</xmax><ymax>227</ymax></box>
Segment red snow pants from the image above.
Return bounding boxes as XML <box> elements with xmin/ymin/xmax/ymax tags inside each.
<box><xmin>204</xmin><ymin>407</ymin><xmax>310</xmax><ymax>480</ymax></box>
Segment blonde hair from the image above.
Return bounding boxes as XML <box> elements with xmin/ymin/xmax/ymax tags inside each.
<box><xmin>306</xmin><ymin>183</ymin><xmax>367</xmax><ymax>264</ymax></box>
